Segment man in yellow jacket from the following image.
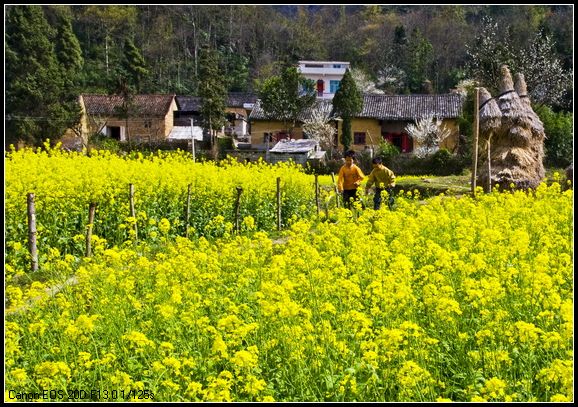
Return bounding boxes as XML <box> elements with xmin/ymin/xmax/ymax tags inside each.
<box><xmin>337</xmin><ymin>150</ymin><xmax>365</xmax><ymax>208</ymax></box>
<box><xmin>365</xmin><ymin>156</ymin><xmax>396</xmax><ymax>210</ymax></box>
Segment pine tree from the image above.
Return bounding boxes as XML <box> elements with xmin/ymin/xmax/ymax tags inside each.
<box><xmin>332</xmin><ymin>68</ymin><xmax>362</xmax><ymax>152</ymax></box>
<box><xmin>49</xmin><ymin>6</ymin><xmax>83</xmax><ymax>74</ymax></box>
<box><xmin>122</xmin><ymin>38</ymin><xmax>148</xmax><ymax>93</ymax></box>
<box><xmin>198</xmin><ymin>46</ymin><xmax>227</xmax><ymax>159</ymax></box>
<box><xmin>6</xmin><ymin>5</ymin><xmax>81</xmax><ymax>147</ymax></box>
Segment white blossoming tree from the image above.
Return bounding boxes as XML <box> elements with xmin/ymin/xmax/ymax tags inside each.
<box><xmin>301</xmin><ymin>109</ymin><xmax>336</xmax><ymax>157</ymax></box>
<box><xmin>350</xmin><ymin>68</ymin><xmax>384</xmax><ymax>94</ymax></box>
<box><xmin>405</xmin><ymin>116</ymin><xmax>451</xmax><ymax>158</ymax></box>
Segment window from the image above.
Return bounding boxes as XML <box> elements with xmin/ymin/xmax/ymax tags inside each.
<box><xmin>354</xmin><ymin>132</ymin><xmax>366</xmax><ymax>145</ymax></box>
<box><xmin>330</xmin><ymin>80</ymin><xmax>340</xmax><ymax>94</ymax></box>
<box><xmin>107</xmin><ymin>126</ymin><xmax>121</xmax><ymax>140</ymax></box>
<box><xmin>304</xmin><ymin>64</ymin><xmax>323</xmax><ymax>68</ymax></box>
<box><xmin>333</xmin><ymin>64</ymin><xmax>343</xmax><ymax>68</ymax></box>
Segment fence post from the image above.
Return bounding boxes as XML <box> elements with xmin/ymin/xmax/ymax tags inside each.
<box><xmin>471</xmin><ymin>87</ymin><xmax>480</xmax><ymax>196</ymax></box>
<box><xmin>276</xmin><ymin>177</ymin><xmax>281</xmax><ymax>231</ymax></box>
<box><xmin>85</xmin><ymin>202</ymin><xmax>97</xmax><ymax>257</ymax></box>
<box><xmin>186</xmin><ymin>183</ymin><xmax>192</xmax><ymax>238</ymax></box>
<box><xmin>27</xmin><ymin>193</ymin><xmax>38</xmax><ymax>272</ymax></box>
<box><xmin>315</xmin><ymin>174</ymin><xmax>320</xmax><ymax>216</ymax></box>
<box><xmin>129</xmin><ymin>183</ymin><xmax>138</xmax><ymax>242</ymax></box>
<box><xmin>235</xmin><ymin>186</ymin><xmax>243</xmax><ymax>234</ymax></box>
<box><xmin>331</xmin><ymin>173</ymin><xmax>340</xmax><ymax>208</ymax></box>
<box><xmin>487</xmin><ymin>135</ymin><xmax>492</xmax><ymax>193</ymax></box>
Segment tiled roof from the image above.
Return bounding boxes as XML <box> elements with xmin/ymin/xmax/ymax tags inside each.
<box><xmin>249</xmin><ymin>98</ymin><xmax>333</xmax><ymax>121</ymax></box>
<box><xmin>270</xmin><ymin>139</ymin><xmax>319</xmax><ymax>153</ymax></box>
<box><xmin>176</xmin><ymin>93</ymin><xmax>258</xmax><ymax>112</ymax></box>
<box><xmin>227</xmin><ymin>92</ymin><xmax>258</xmax><ymax>107</ymax></box>
<box><xmin>176</xmin><ymin>96</ymin><xmax>203</xmax><ymax>112</ymax></box>
<box><xmin>82</xmin><ymin>94</ymin><xmax>175</xmax><ymax>117</ymax></box>
<box><xmin>356</xmin><ymin>93</ymin><xmax>464</xmax><ymax>120</ymax></box>
<box><xmin>250</xmin><ymin>94</ymin><xmax>464</xmax><ymax>122</ymax></box>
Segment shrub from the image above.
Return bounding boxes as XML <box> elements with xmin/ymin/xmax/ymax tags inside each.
<box><xmin>535</xmin><ymin>105</ymin><xmax>573</xmax><ymax>167</ymax></box>
<box><xmin>89</xmin><ymin>133</ymin><xmax>122</xmax><ymax>153</ymax></box>
<box><xmin>376</xmin><ymin>141</ymin><xmax>401</xmax><ymax>167</ymax></box>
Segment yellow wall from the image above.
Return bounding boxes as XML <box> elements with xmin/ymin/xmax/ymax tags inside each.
<box><xmin>78</xmin><ymin>97</ymin><xmax>178</xmax><ymax>143</ymax></box>
<box><xmin>340</xmin><ymin>117</ymin><xmax>460</xmax><ymax>152</ymax></box>
<box><xmin>250</xmin><ymin>121</ymin><xmax>304</xmax><ymax>145</ymax></box>
<box><xmin>439</xmin><ymin>119</ymin><xmax>459</xmax><ymax>151</ymax></box>
<box><xmin>347</xmin><ymin>118</ymin><xmax>382</xmax><ymax>151</ymax></box>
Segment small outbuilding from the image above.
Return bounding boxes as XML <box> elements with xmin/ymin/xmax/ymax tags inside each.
<box><xmin>268</xmin><ymin>139</ymin><xmax>326</xmax><ymax>165</ymax></box>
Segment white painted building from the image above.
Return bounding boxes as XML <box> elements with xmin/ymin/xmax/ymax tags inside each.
<box><xmin>298</xmin><ymin>60</ymin><xmax>350</xmax><ymax>99</ymax></box>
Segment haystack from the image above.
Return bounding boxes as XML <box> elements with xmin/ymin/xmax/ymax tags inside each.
<box><xmin>477</xmin><ymin>65</ymin><xmax>546</xmax><ymax>191</ymax></box>
<box><xmin>478</xmin><ymin>87</ymin><xmax>501</xmax><ymax>136</ymax></box>
<box><xmin>514</xmin><ymin>73</ymin><xmax>545</xmax><ymax>139</ymax></box>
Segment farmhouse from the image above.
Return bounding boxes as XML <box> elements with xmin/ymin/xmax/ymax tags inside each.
<box><xmin>249</xmin><ymin>98</ymin><xmax>334</xmax><ymax>149</ymax></box>
<box><xmin>247</xmin><ymin>93</ymin><xmax>465</xmax><ymax>154</ymax></box>
<box><xmin>349</xmin><ymin>93</ymin><xmax>465</xmax><ymax>153</ymax></box>
<box><xmin>171</xmin><ymin>93</ymin><xmax>257</xmax><ymax>144</ymax></box>
<box><xmin>268</xmin><ymin>139</ymin><xmax>325</xmax><ymax>165</ymax></box>
<box><xmin>82</xmin><ymin>93</ymin><xmax>177</xmax><ymax>143</ymax></box>
<box><xmin>62</xmin><ymin>89</ymin><xmax>464</xmax><ymax>157</ymax></box>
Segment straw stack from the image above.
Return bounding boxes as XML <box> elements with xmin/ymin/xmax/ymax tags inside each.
<box><xmin>478</xmin><ymin>87</ymin><xmax>501</xmax><ymax>136</ymax></box>
<box><xmin>477</xmin><ymin>65</ymin><xmax>546</xmax><ymax>191</ymax></box>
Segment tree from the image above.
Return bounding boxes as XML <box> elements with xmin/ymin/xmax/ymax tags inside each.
<box><xmin>350</xmin><ymin>68</ymin><xmax>383</xmax><ymax>94</ymax></box>
<box><xmin>198</xmin><ymin>46</ymin><xmax>227</xmax><ymax>159</ymax></box>
<box><xmin>46</xmin><ymin>6</ymin><xmax>83</xmax><ymax>75</ymax></box>
<box><xmin>301</xmin><ymin>108</ymin><xmax>336</xmax><ymax>157</ymax></box>
<box><xmin>122</xmin><ymin>37</ymin><xmax>148</xmax><ymax>93</ymax></box>
<box><xmin>405</xmin><ymin>28</ymin><xmax>434</xmax><ymax>93</ymax></box>
<box><xmin>515</xmin><ymin>30</ymin><xmax>572</xmax><ymax>109</ymax></box>
<box><xmin>405</xmin><ymin>116</ymin><xmax>451</xmax><ymax>158</ymax></box>
<box><xmin>258</xmin><ymin>66</ymin><xmax>316</xmax><ymax>135</ymax></box>
<box><xmin>465</xmin><ymin>16</ymin><xmax>518</xmax><ymax>94</ymax></box>
<box><xmin>46</xmin><ymin>6</ymin><xmax>85</xmax><ymax>147</ymax></box>
<box><xmin>535</xmin><ymin>105</ymin><xmax>573</xmax><ymax>167</ymax></box>
<box><xmin>332</xmin><ymin>68</ymin><xmax>362</xmax><ymax>152</ymax></box>
<box><xmin>222</xmin><ymin>48</ymin><xmax>249</xmax><ymax>92</ymax></box>
<box><xmin>466</xmin><ymin>15</ymin><xmax>572</xmax><ymax>110</ymax></box>
<box><xmin>5</xmin><ymin>5</ymin><xmax>82</xmax><ymax>147</ymax></box>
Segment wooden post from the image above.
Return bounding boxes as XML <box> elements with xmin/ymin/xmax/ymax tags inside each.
<box><xmin>314</xmin><ymin>174</ymin><xmax>320</xmax><ymax>216</ymax></box>
<box><xmin>487</xmin><ymin>134</ymin><xmax>492</xmax><ymax>193</ymax></box>
<box><xmin>235</xmin><ymin>186</ymin><xmax>243</xmax><ymax>234</ymax></box>
<box><xmin>185</xmin><ymin>183</ymin><xmax>192</xmax><ymax>238</ymax></box>
<box><xmin>129</xmin><ymin>183</ymin><xmax>137</xmax><ymax>242</ymax></box>
<box><xmin>27</xmin><ymin>193</ymin><xmax>38</xmax><ymax>272</ymax></box>
<box><xmin>331</xmin><ymin>173</ymin><xmax>340</xmax><ymax>208</ymax></box>
<box><xmin>276</xmin><ymin>177</ymin><xmax>281</xmax><ymax>231</ymax></box>
<box><xmin>471</xmin><ymin>87</ymin><xmax>480</xmax><ymax>196</ymax></box>
<box><xmin>85</xmin><ymin>202</ymin><xmax>97</xmax><ymax>257</ymax></box>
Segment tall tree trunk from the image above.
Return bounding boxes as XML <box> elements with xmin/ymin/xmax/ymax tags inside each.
<box><xmin>105</xmin><ymin>34</ymin><xmax>109</xmax><ymax>76</ymax></box>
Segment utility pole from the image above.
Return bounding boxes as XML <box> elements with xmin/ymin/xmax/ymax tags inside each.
<box><xmin>190</xmin><ymin>118</ymin><xmax>196</xmax><ymax>163</ymax></box>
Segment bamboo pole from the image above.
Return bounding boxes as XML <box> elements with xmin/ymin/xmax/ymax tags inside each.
<box><xmin>276</xmin><ymin>177</ymin><xmax>281</xmax><ymax>231</ymax></box>
<box><xmin>129</xmin><ymin>183</ymin><xmax>137</xmax><ymax>242</ymax></box>
<box><xmin>85</xmin><ymin>202</ymin><xmax>97</xmax><ymax>257</ymax></box>
<box><xmin>471</xmin><ymin>87</ymin><xmax>480</xmax><ymax>196</ymax></box>
<box><xmin>235</xmin><ymin>186</ymin><xmax>243</xmax><ymax>234</ymax></box>
<box><xmin>27</xmin><ymin>193</ymin><xmax>38</xmax><ymax>272</ymax></box>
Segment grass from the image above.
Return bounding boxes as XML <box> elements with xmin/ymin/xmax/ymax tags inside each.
<box><xmin>396</xmin><ymin>167</ymin><xmax>569</xmax><ymax>197</ymax></box>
